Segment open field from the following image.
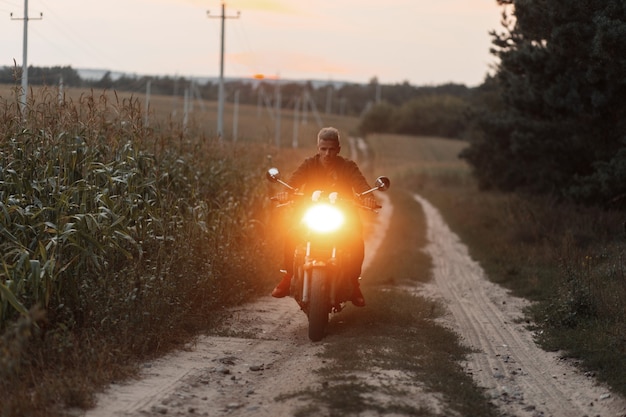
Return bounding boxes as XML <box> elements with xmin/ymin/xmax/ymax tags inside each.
<box><xmin>0</xmin><ymin>83</ymin><xmax>359</xmax><ymax>147</ymax></box>
<box><xmin>366</xmin><ymin>132</ymin><xmax>469</xmax><ymax>179</ymax></box>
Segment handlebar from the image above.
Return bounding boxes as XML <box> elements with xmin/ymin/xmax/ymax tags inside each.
<box><xmin>267</xmin><ymin>167</ymin><xmax>389</xmax><ymax>212</ymax></box>
<box><xmin>271</xmin><ymin>193</ymin><xmax>381</xmax><ymax>212</ymax></box>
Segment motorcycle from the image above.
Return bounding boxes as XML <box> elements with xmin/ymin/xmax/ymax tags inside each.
<box><xmin>266</xmin><ymin>167</ymin><xmax>390</xmax><ymax>341</ymax></box>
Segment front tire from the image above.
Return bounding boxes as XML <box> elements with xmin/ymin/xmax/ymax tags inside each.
<box><xmin>308</xmin><ymin>268</ymin><xmax>329</xmax><ymax>342</ymax></box>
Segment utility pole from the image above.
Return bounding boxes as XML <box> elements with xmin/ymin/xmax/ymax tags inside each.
<box><xmin>11</xmin><ymin>0</ymin><xmax>42</xmax><ymax>112</ymax></box>
<box><xmin>274</xmin><ymin>77</ymin><xmax>281</xmax><ymax>147</ymax></box>
<box><xmin>145</xmin><ymin>80</ymin><xmax>151</xmax><ymax>127</ymax></box>
<box><xmin>207</xmin><ymin>3</ymin><xmax>240</xmax><ymax>140</ymax></box>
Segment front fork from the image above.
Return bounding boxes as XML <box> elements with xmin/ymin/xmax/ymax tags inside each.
<box><xmin>302</xmin><ymin>242</ymin><xmax>337</xmax><ymax>304</ymax></box>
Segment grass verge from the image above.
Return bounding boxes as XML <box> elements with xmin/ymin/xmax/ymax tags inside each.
<box><xmin>368</xmin><ymin>133</ymin><xmax>626</xmax><ymax>399</ymax></box>
<box><xmin>417</xmin><ymin>173</ymin><xmax>626</xmax><ymax>397</ymax></box>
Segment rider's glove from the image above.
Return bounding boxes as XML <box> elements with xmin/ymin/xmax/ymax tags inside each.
<box><xmin>274</xmin><ymin>191</ymin><xmax>290</xmax><ymax>204</ymax></box>
<box><xmin>362</xmin><ymin>196</ymin><xmax>380</xmax><ymax>210</ymax></box>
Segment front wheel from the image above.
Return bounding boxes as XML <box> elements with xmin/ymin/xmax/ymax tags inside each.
<box><xmin>307</xmin><ymin>268</ymin><xmax>329</xmax><ymax>342</ymax></box>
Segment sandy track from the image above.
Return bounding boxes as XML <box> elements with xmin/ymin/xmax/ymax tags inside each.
<box><xmin>414</xmin><ymin>194</ymin><xmax>626</xmax><ymax>417</ymax></box>
<box><xmin>79</xmin><ymin>193</ymin><xmax>626</xmax><ymax>417</ymax></box>
<box><xmin>80</xmin><ymin>194</ymin><xmax>391</xmax><ymax>417</ymax></box>
<box><xmin>82</xmin><ymin>298</ymin><xmax>323</xmax><ymax>416</ymax></box>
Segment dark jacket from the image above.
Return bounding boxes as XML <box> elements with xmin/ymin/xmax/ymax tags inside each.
<box><xmin>288</xmin><ymin>155</ymin><xmax>371</xmax><ymax>197</ymax></box>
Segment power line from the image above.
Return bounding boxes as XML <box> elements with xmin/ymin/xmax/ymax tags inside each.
<box><xmin>36</xmin><ymin>0</ymin><xmax>119</xmax><ymax>70</ymax></box>
<box><xmin>232</xmin><ymin>16</ymin><xmax>261</xmax><ymax>76</ymax></box>
<box><xmin>207</xmin><ymin>2</ymin><xmax>240</xmax><ymax>140</ymax></box>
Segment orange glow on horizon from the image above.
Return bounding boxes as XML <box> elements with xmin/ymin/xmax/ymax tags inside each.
<box><xmin>252</xmin><ymin>73</ymin><xmax>279</xmax><ymax>80</ymax></box>
<box><xmin>223</xmin><ymin>0</ymin><xmax>302</xmax><ymax>14</ymax></box>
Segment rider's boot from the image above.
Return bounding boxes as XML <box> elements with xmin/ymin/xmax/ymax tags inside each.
<box><xmin>351</xmin><ymin>278</ymin><xmax>366</xmax><ymax>307</ymax></box>
<box><xmin>271</xmin><ymin>271</ymin><xmax>292</xmax><ymax>298</ymax></box>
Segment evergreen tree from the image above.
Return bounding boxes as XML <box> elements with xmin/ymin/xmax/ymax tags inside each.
<box><xmin>461</xmin><ymin>0</ymin><xmax>626</xmax><ymax>207</ymax></box>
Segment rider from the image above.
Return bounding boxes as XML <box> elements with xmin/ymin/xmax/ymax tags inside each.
<box><xmin>270</xmin><ymin>127</ymin><xmax>378</xmax><ymax>307</ymax></box>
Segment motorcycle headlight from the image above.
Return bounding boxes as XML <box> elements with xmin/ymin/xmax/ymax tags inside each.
<box><xmin>302</xmin><ymin>204</ymin><xmax>344</xmax><ymax>233</ymax></box>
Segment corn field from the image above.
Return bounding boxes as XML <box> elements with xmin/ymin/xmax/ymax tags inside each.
<box><xmin>0</xmin><ymin>85</ymin><xmax>284</xmax><ymax>415</ymax></box>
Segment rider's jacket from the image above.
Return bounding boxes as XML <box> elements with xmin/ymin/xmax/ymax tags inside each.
<box><xmin>287</xmin><ymin>155</ymin><xmax>371</xmax><ymax>238</ymax></box>
<box><xmin>288</xmin><ymin>155</ymin><xmax>371</xmax><ymax>197</ymax></box>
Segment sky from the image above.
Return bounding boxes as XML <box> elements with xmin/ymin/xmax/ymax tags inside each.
<box><xmin>0</xmin><ymin>0</ymin><xmax>504</xmax><ymax>87</ymax></box>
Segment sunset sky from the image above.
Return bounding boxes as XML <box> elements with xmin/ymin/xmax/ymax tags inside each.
<box><xmin>1</xmin><ymin>0</ymin><xmax>504</xmax><ymax>86</ymax></box>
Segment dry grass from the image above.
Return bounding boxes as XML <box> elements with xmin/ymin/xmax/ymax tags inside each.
<box><xmin>366</xmin><ymin>132</ymin><xmax>469</xmax><ymax>181</ymax></box>
<box><xmin>366</xmin><ymin>133</ymin><xmax>626</xmax><ymax>398</ymax></box>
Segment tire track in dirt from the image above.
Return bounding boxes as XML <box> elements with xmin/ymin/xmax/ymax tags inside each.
<box><xmin>414</xmin><ymin>194</ymin><xmax>626</xmax><ymax>417</ymax></box>
<box><xmin>81</xmin><ymin>300</ymin><xmax>322</xmax><ymax>417</ymax></box>
<box><xmin>77</xmin><ymin>186</ymin><xmax>626</xmax><ymax>417</ymax></box>
<box><xmin>79</xmin><ymin>193</ymin><xmax>392</xmax><ymax>417</ymax></box>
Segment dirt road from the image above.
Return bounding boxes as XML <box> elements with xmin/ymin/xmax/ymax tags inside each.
<box><xmin>414</xmin><ymin>195</ymin><xmax>625</xmax><ymax>417</ymax></box>
<box><xmin>80</xmin><ymin>193</ymin><xmax>626</xmax><ymax>417</ymax></box>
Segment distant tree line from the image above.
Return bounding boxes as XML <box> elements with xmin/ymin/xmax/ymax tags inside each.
<box><xmin>358</xmin><ymin>89</ymin><xmax>474</xmax><ymax>140</ymax></box>
<box><xmin>0</xmin><ymin>65</ymin><xmax>477</xmax><ymax>139</ymax></box>
<box><xmin>0</xmin><ymin>65</ymin><xmax>83</xmax><ymax>87</ymax></box>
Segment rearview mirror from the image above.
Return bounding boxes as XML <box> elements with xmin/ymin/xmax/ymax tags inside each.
<box><xmin>266</xmin><ymin>167</ymin><xmax>280</xmax><ymax>183</ymax></box>
<box><xmin>375</xmin><ymin>176</ymin><xmax>390</xmax><ymax>191</ymax></box>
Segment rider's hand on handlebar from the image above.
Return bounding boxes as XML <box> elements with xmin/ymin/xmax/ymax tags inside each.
<box><xmin>361</xmin><ymin>196</ymin><xmax>380</xmax><ymax>210</ymax></box>
<box><xmin>274</xmin><ymin>191</ymin><xmax>290</xmax><ymax>204</ymax></box>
